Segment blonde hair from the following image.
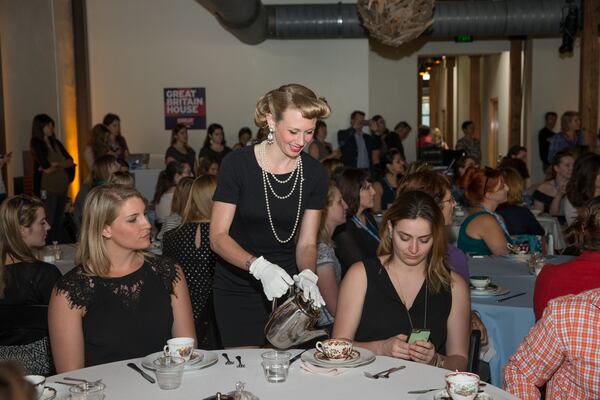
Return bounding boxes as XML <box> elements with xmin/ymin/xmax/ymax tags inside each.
<box><xmin>171</xmin><ymin>176</ymin><xmax>194</xmax><ymax>215</ymax></box>
<box><xmin>378</xmin><ymin>191</ymin><xmax>451</xmax><ymax>294</ymax></box>
<box><xmin>0</xmin><ymin>195</ymin><xmax>44</xmax><ymax>298</ymax></box>
<box><xmin>317</xmin><ymin>183</ymin><xmax>340</xmax><ymax>245</ymax></box>
<box><xmin>181</xmin><ymin>175</ymin><xmax>217</xmax><ymax>224</ymax></box>
<box><xmin>76</xmin><ymin>185</ymin><xmax>146</xmax><ymax>277</ymax></box>
<box><xmin>500</xmin><ymin>167</ymin><xmax>524</xmax><ymax>205</ymax></box>
<box><xmin>108</xmin><ymin>171</ymin><xmax>135</xmax><ymax>187</ymax></box>
<box><xmin>431</xmin><ymin>127</ymin><xmax>443</xmax><ymax>144</ymax></box>
<box><xmin>560</xmin><ymin>110</ymin><xmax>580</xmax><ymax>132</ymax></box>
<box><xmin>254</xmin><ymin>84</ymin><xmax>331</xmax><ymax>129</ymax></box>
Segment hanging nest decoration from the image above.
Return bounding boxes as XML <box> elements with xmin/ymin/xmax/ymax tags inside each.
<box><xmin>358</xmin><ymin>0</ymin><xmax>435</xmax><ymax>47</ymax></box>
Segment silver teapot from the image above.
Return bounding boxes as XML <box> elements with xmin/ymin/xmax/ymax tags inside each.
<box><xmin>264</xmin><ymin>288</ymin><xmax>328</xmax><ymax>349</ymax></box>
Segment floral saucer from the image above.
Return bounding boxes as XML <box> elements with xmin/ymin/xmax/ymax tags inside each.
<box><xmin>314</xmin><ymin>349</ymin><xmax>360</xmax><ymax>364</ymax></box>
<box><xmin>415</xmin><ymin>389</ymin><xmax>492</xmax><ymax>399</ymax></box>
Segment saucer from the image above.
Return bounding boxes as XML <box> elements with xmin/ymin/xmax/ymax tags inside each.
<box><xmin>470</xmin><ymin>285</ymin><xmax>510</xmax><ymax>297</ymax></box>
<box><xmin>416</xmin><ymin>389</ymin><xmax>493</xmax><ymax>400</ymax></box>
<box><xmin>41</xmin><ymin>387</ymin><xmax>57</xmax><ymax>400</ymax></box>
<box><xmin>301</xmin><ymin>347</ymin><xmax>375</xmax><ymax>368</ymax></box>
<box><xmin>142</xmin><ymin>350</ymin><xmax>217</xmax><ymax>372</ymax></box>
<box><xmin>314</xmin><ymin>349</ymin><xmax>360</xmax><ymax>364</ymax></box>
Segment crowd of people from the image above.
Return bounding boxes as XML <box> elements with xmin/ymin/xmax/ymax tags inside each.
<box><xmin>0</xmin><ymin>84</ymin><xmax>599</xmax><ymax>399</ymax></box>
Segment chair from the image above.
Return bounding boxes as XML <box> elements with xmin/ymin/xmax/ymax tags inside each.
<box><xmin>467</xmin><ymin>330</ymin><xmax>481</xmax><ymax>374</ymax></box>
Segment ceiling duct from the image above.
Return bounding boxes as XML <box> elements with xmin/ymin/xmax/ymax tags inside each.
<box><xmin>200</xmin><ymin>0</ymin><xmax>573</xmax><ymax>45</ymax></box>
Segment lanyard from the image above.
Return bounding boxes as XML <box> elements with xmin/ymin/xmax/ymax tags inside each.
<box><xmin>352</xmin><ymin>215</ymin><xmax>381</xmax><ymax>243</ymax></box>
<box><xmin>478</xmin><ymin>205</ymin><xmax>510</xmax><ymax>239</ymax></box>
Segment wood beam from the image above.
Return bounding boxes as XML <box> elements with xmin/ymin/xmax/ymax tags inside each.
<box><xmin>445</xmin><ymin>57</ymin><xmax>455</xmax><ymax>146</ymax></box>
<box><xmin>579</xmin><ymin>0</ymin><xmax>600</xmax><ymax>150</ymax></box>
<box><xmin>469</xmin><ymin>56</ymin><xmax>481</xmax><ymax>140</ymax></box>
<box><xmin>509</xmin><ymin>39</ymin><xmax>523</xmax><ymax>148</ymax></box>
<box><xmin>430</xmin><ymin>66</ymin><xmax>438</xmax><ymax>130</ymax></box>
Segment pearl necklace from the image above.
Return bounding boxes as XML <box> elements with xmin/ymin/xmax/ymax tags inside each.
<box><xmin>258</xmin><ymin>141</ymin><xmax>304</xmax><ymax>244</ymax></box>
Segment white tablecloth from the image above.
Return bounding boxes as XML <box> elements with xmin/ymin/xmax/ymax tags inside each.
<box><xmin>52</xmin><ymin>244</ymin><xmax>77</xmax><ymax>275</ymax></box>
<box><xmin>48</xmin><ymin>349</ymin><xmax>518</xmax><ymax>400</ymax></box>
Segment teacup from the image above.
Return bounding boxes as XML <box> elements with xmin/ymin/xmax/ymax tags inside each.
<box><xmin>469</xmin><ymin>276</ymin><xmax>491</xmax><ymax>290</ymax></box>
<box><xmin>24</xmin><ymin>375</ymin><xmax>45</xmax><ymax>399</ymax></box>
<box><xmin>163</xmin><ymin>337</ymin><xmax>194</xmax><ymax>361</ymax></box>
<box><xmin>315</xmin><ymin>338</ymin><xmax>353</xmax><ymax>360</ymax></box>
<box><xmin>445</xmin><ymin>371</ymin><xmax>480</xmax><ymax>400</ymax></box>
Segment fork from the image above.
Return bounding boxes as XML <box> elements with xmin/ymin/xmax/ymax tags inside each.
<box><xmin>235</xmin><ymin>355</ymin><xmax>245</xmax><ymax>368</ymax></box>
<box><xmin>222</xmin><ymin>353</ymin><xmax>234</xmax><ymax>365</ymax></box>
<box><xmin>363</xmin><ymin>365</ymin><xmax>405</xmax><ymax>379</ymax></box>
<box><xmin>64</xmin><ymin>377</ymin><xmax>103</xmax><ymax>386</ymax></box>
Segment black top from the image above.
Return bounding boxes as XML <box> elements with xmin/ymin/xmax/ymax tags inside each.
<box><xmin>0</xmin><ymin>261</ymin><xmax>61</xmax><ymax>306</ymax></box>
<box><xmin>162</xmin><ymin>222</ymin><xmax>214</xmax><ymax>327</ymax></box>
<box><xmin>30</xmin><ymin>137</ymin><xmax>74</xmax><ymax>196</ymax></box>
<box><xmin>165</xmin><ymin>145</ymin><xmax>196</xmax><ymax>169</ymax></box>
<box><xmin>384</xmin><ymin>133</ymin><xmax>406</xmax><ymax>160</ymax></box>
<box><xmin>212</xmin><ymin>145</ymin><xmax>328</xmax><ymax>293</ymax></box>
<box><xmin>199</xmin><ymin>146</ymin><xmax>232</xmax><ymax>164</ymax></box>
<box><xmin>538</xmin><ymin>127</ymin><xmax>554</xmax><ymax>165</ymax></box>
<box><xmin>338</xmin><ymin>130</ymin><xmax>374</xmax><ymax>169</ymax></box>
<box><xmin>54</xmin><ymin>256</ymin><xmax>178</xmax><ymax>367</ymax></box>
<box><xmin>379</xmin><ymin>176</ymin><xmax>397</xmax><ymax>211</ymax></box>
<box><xmin>531</xmin><ymin>190</ymin><xmax>554</xmax><ymax>214</ymax></box>
<box><xmin>497</xmin><ymin>204</ymin><xmax>545</xmax><ymax>236</ymax></box>
<box><xmin>333</xmin><ymin>213</ymin><xmax>380</xmax><ymax>277</ymax></box>
<box><xmin>355</xmin><ymin>257</ymin><xmax>452</xmax><ymax>355</ymax></box>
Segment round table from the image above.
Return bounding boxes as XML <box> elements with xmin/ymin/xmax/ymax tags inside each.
<box><xmin>47</xmin><ymin>349</ymin><xmax>518</xmax><ymax>399</ymax></box>
<box><xmin>468</xmin><ymin>255</ymin><xmax>573</xmax><ymax>386</ymax></box>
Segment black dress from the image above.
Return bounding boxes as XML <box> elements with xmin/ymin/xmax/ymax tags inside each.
<box><xmin>212</xmin><ymin>145</ymin><xmax>328</xmax><ymax>346</ymax></box>
<box><xmin>54</xmin><ymin>256</ymin><xmax>178</xmax><ymax>367</ymax></box>
<box><xmin>333</xmin><ymin>213</ymin><xmax>380</xmax><ymax>277</ymax></box>
<box><xmin>497</xmin><ymin>204</ymin><xmax>545</xmax><ymax>236</ymax></box>
<box><xmin>165</xmin><ymin>145</ymin><xmax>196</xmax><ymax>170</ymax></box>
<box><xmin>355</xmin><ymin>257</ymin><xmax>452</xmax><ymax>356</ymax></box>
<box><xmin>199</xmin><ymin>146</ymin><xmax>231</xmax><ymax>164</ymax></box>
<box><xmin>162</xmin><ymin>222</ymin><xmax>220</xmax><ymax>348</ymax></box>
<box><xmin>0</xmin><ymin>261</ymin><xmax>61</xmax><ymax>306</ymax></box>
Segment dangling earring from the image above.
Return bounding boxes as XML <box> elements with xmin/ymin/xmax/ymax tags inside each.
<box><xmin>267</xmin><ymin>127</ymin><xmax>274</xmax><ymax>145</ymax></box>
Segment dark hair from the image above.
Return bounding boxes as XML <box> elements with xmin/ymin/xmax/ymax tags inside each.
<box><xmin>507</xmin><ymin>145</ymin><xmax>527</xmax><ymax>158</ymax></box>
<box><xmin>238</xmin><ymin>127</ymin><xmax>252</xmax><ymax>140</ymax></box>
<box><xmin>116</xmin><ymin>158</ymin><xmax>129</xmax><ymax>170</ymax></box>
<box><xmin>102</xmin><ymin>113</ymin><xmax>120</xmax><ymax>126</ymax></box>
<box><xmin>371</xmin><ymin>115</ymin><xmax>383</xmax><ymax>123</ymax></box>
<box><xmin>197</xmin><ymin>156</ymin><xmax>219</xmax><ymax>176</ymax></box>
<box><xmin>461</xmin><ymin>121</ymin><xmax>474</xmax><ymax>131</ymax></box>
<box><xmin>321</xmin><ymin>159</ymin><xmax>344</xmax><ymax>178</ymax></box>
<box><xmin>498</xmin><ymin>157</ymin><xmax>529</xmax><ymax>180</ymax></box>
<box><xmin>453</xmin><ymin>156</ymin><xmax>476</xmax><ymax>183</ymax></box>
<box><xmin>417</xmin><ymin>125</ymin><xmax>431</xmax><ymax>139</ymax></box>
<box><xmin>153</xmin><ymin>161</ymin><xmax>187</xmax><ymax>204</ymax></box>
<box><xmin>545</xmin><ymin>149</ymin><xmax>574</xmax><ymax>180</ymax></box>
<box><xmin>378</xmin><ymin>190</ymin><xmax>451</xmax><ymax>293</ymax></box>
<box><xmin>90</xmin><ymin>123</ymin><xmax>111</xmax><ymax>160</ymax></box>
<box><xmin>394</xmin><ymin>121</ymin><xmax>411</xmax><ymax>131</ymax></box>
<box><xmin>564</xmin><ymin>196</ymin><xmax>600</xmax><ymax>251</ymax></box>
<box><xmin>566</xmin><ymin>153</ymin><xmax>600</xmax><ymax>207</ymax></box>
<box><xmin>336</xmin><ymin>168</ymin><xmax>370</xmax><ymax>216</ymax></box>
<box><xmin>91</xmin><ymin>154</ymin><xmax>118</xmax><ymax>186</ymax></box>
<box><xmin>315</xmin><ymin>120</ymin><xmax>327</xmax><ymax>132</ymax></box>
<box><xmin>170</xmin><ymin>123</ymin><xmax>189</xmax><ymax>145</ymax></box>
<box><xmin>30</xmin><ymin>114</ymin><xmax>55</xmax><ymax>142</ymax></box>
<box><xmin>463</xmin><ymin>166</ymin><xmax>504</xmax><ymax>205</ymax></box>
<box><xmin>203</xmin><ymin>123</ymin><xmax>225</xmax><ymax>148</ymax></box>
<box><xmin>350</xmin><ymin>110</ymin><xmax>365</xmax><ymax>121</ymax></box>
<box><xmin>545</xmin><ymin>111</ymin><xmax>557</xmax><ymax>120</ymax></box>
<box><xmin>397</xmin><ymin>169</ymin><xmax>451</xmax><ymax>204</ymax></box>
<box><xmin>380</xmin><ymin>149</ymin><xmax>404</xmax><ymax>176</ymax></box>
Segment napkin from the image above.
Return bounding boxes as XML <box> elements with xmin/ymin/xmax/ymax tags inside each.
<box><xmin>479</xmin><ymin>339</ymin><xmax>496</xmax><ymax>363</ymax></box>
<box><xmin>299</xmin><ymin>361</ymin><xmax>345</xmax><ymax>376</ymax></box>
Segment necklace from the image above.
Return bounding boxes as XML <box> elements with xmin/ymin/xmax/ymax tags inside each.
<box><xmin>387</xmin><ymin>264</ymin><xmax>428</xmax><ymax>330</ymax></box>
<box><xmin>258</xmin><ymin>142</ymin><xmax>304</xmax><ymax>244</ymax></box>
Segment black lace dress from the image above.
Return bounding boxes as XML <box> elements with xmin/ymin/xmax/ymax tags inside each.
<box><xmin>162</xmin><ymin>222</ymin><xmax>219</xmax><ymax>348</ymax></box>
<box><xmin>54</xmin><ymin>256</ymin><xmax>179</xmax><ymax>367</ymax></box>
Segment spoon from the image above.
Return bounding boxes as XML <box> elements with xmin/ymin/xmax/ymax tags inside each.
<box><xmin>222</xmin><ymin>353</ymin><xmax>234</xmax><ymax>365</ymax></box>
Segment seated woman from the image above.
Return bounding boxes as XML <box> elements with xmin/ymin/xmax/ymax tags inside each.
<box><xmin>153</xmin><ymin>161</ymin><xmax>193</xmax><ymax>224</ymax></box>
<box><xmin>165</xmin><ymin>123</ymin><xmax>196</xmax><ymax>171</ymax></box>
<box><xmin>532</xmin><ymin>150</ymin><xmax>573</xmax><ymax>217</ymax></box>
<box><xmin>162</xmin><ymin>176</ymin><xmax>219</xmax><ymax>349</ymax></box>
<box><xmin>315</xmin><ymin>183</ymin><xmax>348</xmax><ymax>331</ymax></box>
<box><xmin>197</xmin><ymin>156</ymin><xmax>219</xmax><ymax>177</ymax></box>
<box><xmin>497</xmin><ymin>168</ymin><xmax>545</xmax><ymax>236</ymax></box>
<box><xmin>333</xmin><ymin>168</ymin><xmax>379</xmax><ymax>277</ymax></box>
<box><xmin>333</xmin><ymin>191</ymin><xmax>470</xmax><ymax>370</ymax></box>
<box><xmin>0</xmin><ymin>195</ymin><xmax>61</xmax><ymax>375</ymax></box>
<box><xmin>564</xmin><ymin>153</ymin><xmax>600</xmax><ymax>226</ymax></box>
<box><xmin>452</xmin><ymin>156</ymin><xmax>477</xmax><ymax>207</ymax></box>
<box><xmin>457</xmin><ymin>167</ymin><xmax>510</xmax><ymax>256</ymax></box>
<box><xmin>231</xmin><ymin>127</ymin><xmax>252</xmax><ymax>151</ymax></box>
<box><xmin>49</xmin><ymin>185</ymin><xmax>196</xmax><ymax>372</ymax></box>
<box><xmin>533</xmin><ymin>197</ymin><xmax>600</xmax><ymax>320</ymax></box>
<box><xmin>156</xmin><ymin>176</ymin><xmax>194</xmax><ymax>241</ymax></box>
<box><xmin>373</xmin><ymin>149</ymin><xmax>405</xmax><ymax>212</ymax></box>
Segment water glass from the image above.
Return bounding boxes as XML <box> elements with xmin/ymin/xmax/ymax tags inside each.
<box><xmin>153</xmin><ymin>356</ymin><xmax>185</xmax><ymax>390</ymax></box>
<box><xmin>261</xmin><ymin>351</ymin><xmax>291</xmax><ymax>383</ymax></box>
<box><xmin>68</xmin><ymin>382</ymin><xmax>106</xmax><ymax>400</ymax></box>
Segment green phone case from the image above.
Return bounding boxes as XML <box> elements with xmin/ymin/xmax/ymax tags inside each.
<box><xmin>408</xmin><ymin>329</ymin><xmax>431</xmax><ymax>344</ymax></box>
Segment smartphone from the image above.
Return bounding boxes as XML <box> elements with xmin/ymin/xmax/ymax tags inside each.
<box><xmin>408</xmin><ymin>329</ymin><xmax>431</xmax><ymax>344</ymax></box>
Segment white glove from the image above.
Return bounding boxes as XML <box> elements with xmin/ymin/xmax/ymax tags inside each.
<box><xmin>249</xmin><ymin>256</ymin><xmax>294</xmax><ymax>301</ymax></box>
<box><xmin>293</xmin><ymin>269</ymin><xmax>326</xmax><ymax>308</ymax></box>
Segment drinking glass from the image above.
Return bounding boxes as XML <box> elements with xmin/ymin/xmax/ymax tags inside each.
<box><xmin>261</xmin><ymin>351</ymin><xmax>291</xmax><ymax>383</ymax></box>
<box><xmin>68</xmin><ymin>382</ymin><xmax>106</xmax><ymax>400</ymax></box>
<box><xmin>153</xmin><ymin>356</ymin><xmax>185</xmax><ymax>390</ymax></box>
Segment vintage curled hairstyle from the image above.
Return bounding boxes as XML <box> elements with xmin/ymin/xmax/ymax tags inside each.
<box><xmin>181</xmin><ymin>175</ymin><xmax>217</xmax><ymax>224</ymax></box>
<box><xmin>0</xmin><ymin>195</ymin><xmax>45</xmax><ymax>298</ymax></box>
<box><xmin>500</xmin><ymin>167</ymin><xmax>524</xmax><ymax>205</ymax></box>
<box><xmin>254</xmin><ymin>84</ymin><xmax>331</xmax><ymax>129</ymax></box>
<box><xmin>76</xmin><ymin>185</ymin><xmax>146</xmax><ymax>277</ymax></box>
<box><xmin>397</xmin><ymin>169</ymin><xmax>451</xmax><ymax>204</ymax></box>
<box><xmin>462</xmin><ymin>166</ymin><xmax>504</xmax><ymax>206</ymax></box>
<box><xmin>564</xmin><ymin>196</ymin><xmax>600</xmax><ymax>251</ymax></box>
<box><xmin>318</xmin><ymin>182</ymin><xmax>341</xmax><ymax>245</ymax></box>
<box><xmin>378</xmin><ymin>191</ymin><xmax>451</xmax><ymax>293</ymax></box>
<box><xmin>171</xmin><ymin>176</ymin><xmax>194</xmax><ymax>215</ymax></box>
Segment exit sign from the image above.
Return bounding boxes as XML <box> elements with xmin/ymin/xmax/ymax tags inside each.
<box><xmin>455</xmin><ymin>35</ymin><xmax>474</xmax><ymax>43</ymax></box>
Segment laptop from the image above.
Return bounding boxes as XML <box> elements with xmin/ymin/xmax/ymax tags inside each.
<box><xmin>126</xmin><ymin>153</ymin><xmax>150</xmax><ymax>170</ymax></box>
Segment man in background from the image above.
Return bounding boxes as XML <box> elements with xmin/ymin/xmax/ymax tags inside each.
<box><xmin>338</xmin><ymin>110</ymin><xmax>372</xmax><ymax>170</ymax></box>
<box><xmin>538</xmin><ymin>111</ymin><xmax>557</xmax><ymax>170</ymax></box>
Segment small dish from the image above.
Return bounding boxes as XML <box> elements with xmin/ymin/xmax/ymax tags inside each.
<box><xmin>314</xmin><ymin>349</ymin><xmax>360</xmax><ymax>364</ymax></box>
<box><xmin>416</xmin><ymin>389</ymin><xmax>493</xmax><ymax>400</ymax></box>
<box><xmin>301</xmin><ymin>347</ymin><xmax>375</xmax><ymax>368</ymax></box>
<box><xmin>142</xmin><ymin>350</ymin><xmax>217</xmax><ymax>372</ymax></box>
<box><xmin>41</xmin><ymin>387</ymin><xmax>57</xmax><ymax>400</ymax></box>
<box><xmin>470</xmin><ymin>285</ymin><xmax>509</xmax><ymax>297</ymax></box>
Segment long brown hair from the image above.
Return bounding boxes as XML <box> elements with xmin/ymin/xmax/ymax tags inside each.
<box><xmin>318</xmin><ymin>183</ymin><xmax>340</xmax><ymax>245</ymax></box>
<box><xmin>378</xmin><ymin>191</ymin><xmax>451</xmax><ymax>294</ymax></box>
<box><xmin>0</xmin><ymin>195</ymin><xmax>45</xmax><ymax>298</ymax></box>
<box><xmin>564</xmin><ymin>196</ymin><xmax>600</xmax><ymax>251</ymax></box>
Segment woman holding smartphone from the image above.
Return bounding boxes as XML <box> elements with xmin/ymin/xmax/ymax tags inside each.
<box><xmin>333</xmin><ymin>190</ymin><xmax>470</xmax><ymax>370</ymax></box>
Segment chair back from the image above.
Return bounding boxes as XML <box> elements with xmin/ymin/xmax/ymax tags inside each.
<box><xmin>0</xmin><ymin>304</ymin><xmax>49</xmax><ymax>346</ymax></box>
<box><xmin>467</xmin><ymin>330</ymin><xmax>481</xmax><ymax>374</ymax></box>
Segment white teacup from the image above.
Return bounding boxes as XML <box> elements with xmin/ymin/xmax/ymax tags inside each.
<box><xmin>445</xmin><ymin>371</ymin><xmax>480</xmax><ymax>400</ymax></box>
<box><xmin>469</xmin><ymin>276</ymin><xmax>491</xmax><ymax>290</ymax></box>
<box><xmin>24</xmin><ymin>375</ymin><xmax>45</xmax><ymax>399</ymax></box>
<box><xmin>163</xmin><ymin>337</ymin><xmax>194</xmax><ymax>361</ymax></box>
<box><xmin>315</xmin><ymin>338</ymin><xmax>353</xmax><ymax>359</ymax></box>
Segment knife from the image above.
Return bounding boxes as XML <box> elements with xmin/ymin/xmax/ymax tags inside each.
<box><xmin>497</xmin><ymin>292</ymin><xmax>526</xmax><ymax>302</ymax></box>
<box><xmin>127</xmin><ymin>362</ymin><xmax>155</xmax><ymax>383</ymax></box>
<box><xmin>289</xmin><ymin>349</ymin><xmax>310</xmax><ymax>365</ymax></box>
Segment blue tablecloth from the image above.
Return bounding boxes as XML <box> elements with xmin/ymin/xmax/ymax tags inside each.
<box><xmin>468</xmin><ymin>255</ymin><xmax>573</xmax><ymax>386</ymax></box>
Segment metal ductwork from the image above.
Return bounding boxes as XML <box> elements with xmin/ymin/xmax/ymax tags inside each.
<box><xmin>199</xmin><ymin>0</ymin><xmax>572</xmax><ymax>45</ymax></box>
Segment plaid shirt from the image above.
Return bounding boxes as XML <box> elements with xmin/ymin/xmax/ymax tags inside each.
<box><xmin>503</xmin><ymin>289</ymin><xmax>600</xmax><ymax>399</ymax></box>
